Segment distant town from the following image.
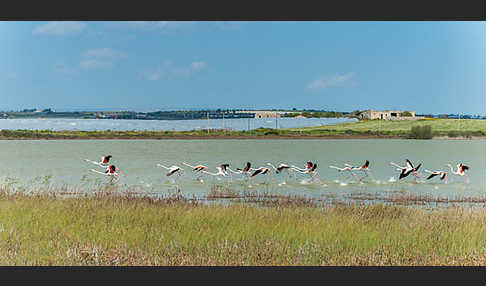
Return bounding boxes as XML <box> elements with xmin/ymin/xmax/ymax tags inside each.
<box><xmin>0</xmin><ymin>108</ymin><xmax>483</xmax><ymax>120</ymax></box>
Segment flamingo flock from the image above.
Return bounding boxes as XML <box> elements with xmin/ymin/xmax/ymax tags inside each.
<box><xmin>83</xmin><ymin>155</ymin><xmax>471</xmax><ymax>186</ymax></box>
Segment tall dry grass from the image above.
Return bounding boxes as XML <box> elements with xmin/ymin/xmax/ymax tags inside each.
<box><xmin>0</xmin><ymin>186</ymin><xmax>485</xmax><ymax>265</ymax></box>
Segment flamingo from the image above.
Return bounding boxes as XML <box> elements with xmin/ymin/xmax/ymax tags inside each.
<box><xmin>292</xmin><ymin>162</ymin><xmax>320</xmax><ymax>182</ymax></box>
<box><xmin>250</xmin><ymin>167</ymin><xmax>270</xmax><ymax>178</ymax></box>
<box><xmin>250</xmin><ymin>167</ymin><xmax>269</xmax><ymax>177</ymax></box>
<box><xmin>202</xmin><ymin>164</ymin><xmax>230</xmax><ymax>177</ymax></box>
<box><xmin>390</xmin><ymin>160</ymin><xmax>423</xmax><ymax>182</ymax></box>
<box><xmin>228</xmin><ymin>162</ymin><xmax>251</xmax><ymax>174</ymax></box>
<box><xmin>424</xmin><ymin>169</ymin><xmax>448</xmax><ymax>184</ymax></box>
<box><xmin>90</xmin><ymin>164</ymin><xmax>121</xmax><ymax>184</ymax></box>
<box><xmin>227</xmin><ymin>162</ymin><xmax>255</xmax><ymax>180</ymax></box>
<box><xmin>157</xmin><ymin>164</ymin><xmax>185</xmax><ymax>177</ymax></box>
<box><xmin>267</xmin><ymin>163</ymin><xmax>292</xmax><ymax>174</ymax></box>
<box><xmin>266</xmin><ymin>162</ymin><xmax>295</xmax><ymax>176</ymax></box>
<box><xmin>182</xmin><ymin>162</ymin><xmax>208</xmax><ymax>172</ymax></box>
<box><xmin>182</xmin><ymin>162</ymin><xmax>208</xmax><ymax>181</ymax></box>
<box><xmin>329</xmin><ymin>164</ymin><xmax>360</xmax><ymax>183</ymax></box>
<box><xmin>344</xmin><ymin>160</ymin><xmax>375</xmax><ymax>182</ymax></box>
<box><xmin>267</xmin><ymin>163</ymin><xmax>296</xmax><ymax>181</ymax></box>
<box><xmin>84</xmin><ymin>155</ymin><xmax>112</xmax><ymax>167</ymax></box>
<box><xmin>447</xmin><ymin>163</ymin><xmax>470</xmax><ymax>183</ymax></box>
<box><xmin>291</xmin><ymin>161</ymin><xmax>314</xmax><ymax>173</ymax></box>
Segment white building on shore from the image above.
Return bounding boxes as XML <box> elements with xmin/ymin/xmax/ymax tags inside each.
<box><xmin>359</xmin><ymin>110</ymin><xmax>424</xmax><ymax>120</ymax></box>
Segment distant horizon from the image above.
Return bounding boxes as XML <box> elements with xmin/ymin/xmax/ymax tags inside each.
<box><xmin>1</xmin><ymin>107</ymin><xmax>484</xmax><ymax>116</ymax></box>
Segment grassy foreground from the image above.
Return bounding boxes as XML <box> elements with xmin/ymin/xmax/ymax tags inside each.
<box><xmin>0</xmin><ymin>118</ymin><xmax>485</xmax><ymax>139</ymax></box>
<box><xmin>1</xmin><ymin>189</ymin><xmax>486</xmax><ymax>265</ymax></box>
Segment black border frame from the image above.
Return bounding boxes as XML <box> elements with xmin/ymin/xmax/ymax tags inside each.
<box><xmin>2</xmin><ymin>0</ymin><xmax>486</xmax><ymax>275</ymax></box>
<box><xmin>2</xmin><ymin>0</ymin><xmax>486</xmax><ymax>20</ymax></box>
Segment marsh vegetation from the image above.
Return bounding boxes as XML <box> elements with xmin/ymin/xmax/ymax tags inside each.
<box><xmin>0</xmin><ymin>183</ymin><xmax>485</xmax><ymax>265</ymax></box>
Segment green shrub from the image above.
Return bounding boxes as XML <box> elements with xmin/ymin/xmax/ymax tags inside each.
<box><xmin>408</xmin><ymin>125</ymin><xmax>433</xmax><ymax>139</ymax></box>
<box><xmin>447</xmin><ymin>131</ymin><xmax>459</xmax><ymax>138</ymax></box>
<box><xmin>344</xmin><ymin>129</ymin><xmax>354</xmax><ymax>134</ymax></box>
<box><xmin>264</xmin><ymin>130</ymin><xmax>280</xmax><ymax>135</ymax></box>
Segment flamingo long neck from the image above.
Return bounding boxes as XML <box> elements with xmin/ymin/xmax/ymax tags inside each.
<box><xmin>182</xmin><ymin>162</ymin><xmax>195</xmax><ymax>169</ymax></box>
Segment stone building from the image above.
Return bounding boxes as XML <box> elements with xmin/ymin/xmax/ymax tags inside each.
<box><xmin>359</xmin><ymin>110</ymin><xmax>423</xmax><ymax>120</ymax></box>
<box><xmin>253</xmin><ymin>111</ymin><xmax>282</xmax><ymax>118</ymax></box>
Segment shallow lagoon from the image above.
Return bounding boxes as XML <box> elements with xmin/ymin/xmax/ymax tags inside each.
<box><xmin>0</xmin><ymin>139</ymin><xmax>484</xmax><ymax>204</ymax></box>
<box><xmin>0</xmin><ymin>117</ymin><xmax>355</xmax><ymax>131</ymax></box>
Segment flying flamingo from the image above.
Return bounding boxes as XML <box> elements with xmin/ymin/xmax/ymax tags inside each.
<box><xmin>90</xmin><ymin>164</ymin><xmax>121</xmax><ymax>184</ymax></box>
<box><xmin>447</xmin><ymin>163</ymin><xmax>470</xmax><ymax>183</ymax></box>
<box><xmin>228</xmin><ymin>162</ymin><xmax>252</xmax><ymax>175</ymax></box>
<box><xmin>203</xmin><ymin>164</ymin><xmax>230</xmax><ymax>178</ymax></box>
<box><xmin>424</xmin><ymin>169</ymin><xmax>448</xmax><ymax>184</ymax></box>
<box><xmin>182</xmin><ymin>162</ymin><xmax>208</xmax><ymax>172</ymax></box>
<box><xmin>291</xmin><ymin>161</ymin><xmax>313</xmax><ymax>173</ymax></box>
<box><xmin>157</xmin><ymin>164</ymin><xmax>185</xmax><ymax>177</ymax></box>
<box><xmin>329</xmin><ymin>164</ymin><xmax>360</xmax><ymax>183</ymax></box>
<box><xmin>267</xmin><ymin>163</ymin><xmax>296</xmax><ymax>181</ymax></box>
<box><xmin>344</xmin><ymin>160</ymin><xmax>375</xmax><ymax>182</ymax></box>
<box><xmin>390</xmin><ymin>160</ymin><xmax>423</xmax><ymax>182</ymax></box>
<box><xmin>267</xmin><ymin>163</ymin><xmax>294</xmax><ymax>175</ymax></box>
<box><xmin>292</xmin><ymin>162</ymin><xmax>320</xmax><ymax>182</ymax></box>
<box><xmin>227</xmin><ymin>162</ymin><xmax>256</xmax><ymax>179</ymax></box>
<box><xmin>250</xmin><ymin>167</ymin><xmax>269</xmax><ymax>177</ymax></box>
<box><xmin>84</xmin><ymin>155</ymin><xmax>112</xmax><ymax>167</ymax></box>
<box><xmin>250</xmin><ymin>167</ymin><xmax>271</xmax><ymax>180</ymax></box>
<box><xmin>182</xmin><ymin>162</ymin><xmax>209</xmax><ymax>181</ymax></box>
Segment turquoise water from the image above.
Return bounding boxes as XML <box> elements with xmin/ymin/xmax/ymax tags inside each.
<box><xmin>0</xmin><ymin>139</ymin><xmax>484</xmax><ymax>203</ymax></box>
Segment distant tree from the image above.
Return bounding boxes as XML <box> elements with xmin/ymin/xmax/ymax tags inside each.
<box><xmin>284</xmin><ymin>113</ymin><xmax>300</xmax><ymax>118</ymax></box>
<box><xmin>400</xmin><ymin>111</ymin><xmax>413</xmax><ymax>117</ymax></box>
<box><xmin>301</xmin><ymin>112</ymin><xmax>312</xmax><ymax>118</ymax></box>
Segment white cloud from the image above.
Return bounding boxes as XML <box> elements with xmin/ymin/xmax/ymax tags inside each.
<box><xmin>146</xmin><ymin>73</ymin><xmax>162</xmax><ymax>81</ymax></box>
<box><xmin>33</xmin><ymin>21</ymin><xmax>87</xmax><ymax>36</ymax></box>
<box><xmin>83</xmin><ymin>48</ymin><xmax>127</xmax><ymax>60</ymax></box>
<box><xmin>307</xmin><ymin>73</ymin><xmax>355</xmax><ymax>89</ymax></box>
<box><xmin>80</xmin><ymin>59</ymin><xmax>113</xmax><ymax>69</ymax></box>
<box><xmin>191</xmin><ymin>61</ymin><xmax>207</xmax><ymax>70</ymax></box>
<box><xmin>143</xmin><ymin>61</ymin><xmax>207</xmax><ymax>81</ymax></box>
<box><xmin>142</xmin><ymin>61</ymin><xmax>172</xmax><ymax>81</ymax></box>
<box><xmin>80</xmin><ymin>48</ymin><xmax>126</xmax><ymax>70</ymax></box>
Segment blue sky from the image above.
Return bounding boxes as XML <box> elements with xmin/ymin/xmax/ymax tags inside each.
<box><xmin>1</xmin><ymin>21</ymin><xmax>486</xmax><ymax>114</ymax></box>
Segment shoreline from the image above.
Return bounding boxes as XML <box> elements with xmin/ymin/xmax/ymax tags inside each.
<box><xmin>0</xmin><ymin>134</ymin><xmax>481</xmax><ymax>140</ymax></box>
<box><xmin>0</xmin><ymin>118</ymin><xmax>484</xmax><ymax>140</ymax></box>
<box><xmin>0</xmin><ymin>135</ymin><xmax>399</xmax><ymax>140</ymax></box>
